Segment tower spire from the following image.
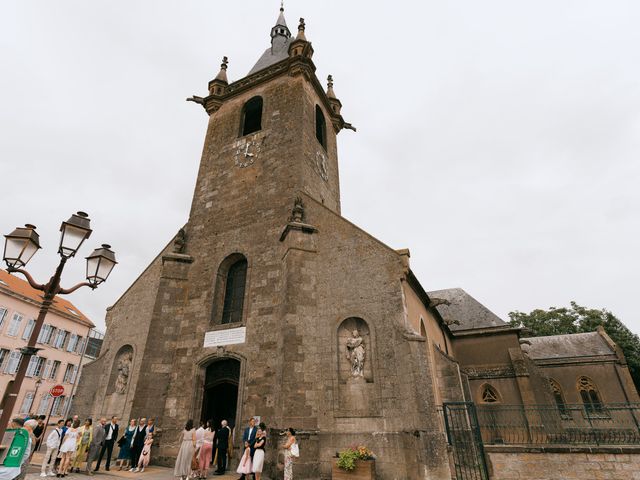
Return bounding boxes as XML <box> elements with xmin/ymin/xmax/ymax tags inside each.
<box><xmin>214</xmin><ymin>56</ymin><xmax>229</xmax><ymax>83</ymax></box>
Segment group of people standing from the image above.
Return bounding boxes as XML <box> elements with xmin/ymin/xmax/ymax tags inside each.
<box><xmin>113</xmin><ymin>417</ymin><xmax>155</xmax><ymax>472</ymax></box>
<box><xmin>174</xmin><ymin>418</ymin><xmax>232</xmax><ymax>479</ymax></box>
<box><xmin>37</xmin><ymin>415</ymin><xmax>155</xmax><ymax>477</ymax></box>
<box><xmin>174</xmin><ymin>417</ymin><xmax>297</xmax><ymax>480</ymax></box>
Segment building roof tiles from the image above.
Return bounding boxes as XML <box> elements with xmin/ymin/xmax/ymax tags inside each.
<box><xmin>0</xmin><ymin>269</ymin><xmax>94</xmax><ymax>328</ymax></box>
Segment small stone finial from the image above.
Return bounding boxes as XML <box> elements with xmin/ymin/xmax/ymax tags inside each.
<box><xmin>289</xmin><ymin>197</ymin><xmax>305</xmax><ymax>223</ymax></box>
<box><xmin>214</xmin><ymin>56</ymin><xmax>229</xmax><ymax>83</ymax></box>
<box><xmin>295</xmin><ymin>17</ymin><xmax>307</xmax><ymax>41</ymax></box>
<box><xmin>326</xmin><ymin>74</ymin><xmax>337</xmax><ymax>99</ymax></box>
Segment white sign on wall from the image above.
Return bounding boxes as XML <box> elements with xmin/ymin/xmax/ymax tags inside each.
<box><xmin>204</xmin><ymin>327</ymin><xmax>246</xmax><ymax>348</ymax></box>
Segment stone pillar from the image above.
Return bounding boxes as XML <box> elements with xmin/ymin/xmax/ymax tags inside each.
<box><xmin>269</xmin><ymin>216</ymin><xmax>320</xmax><ymax>479</ymax></box>
<box><xmin>403</xmin><ymin>332</ymin><xmax>454</xmax><ymax>479</ymax></box>
<box><xmin>131</xmin><ymin>250</ymin><xmax>193</xmax><ymax>462</ymax></box>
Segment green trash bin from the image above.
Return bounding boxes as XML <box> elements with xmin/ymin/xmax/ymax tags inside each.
<box><xmin>2</xmin><ymin>428</ymin><xmax>29</xmax><ymax>467</ymax></box>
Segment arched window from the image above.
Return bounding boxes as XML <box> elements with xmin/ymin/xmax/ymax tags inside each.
<box><xmin>549</xmin><ymin>379</ymin><xmax>568</xmax><ymax>417</ymax></box>
<box><xmin>578</xmin><ymin>376</ymin><xmax>603</xmax><ymax>414</ymax></box>
<box><xmin>221</xmin><ymin>258</ymin><xmax>248</xmax><ymax>324</ymax></box>
<box><xmin>241</xmin><ymin>96</ymin><xmax>263</xmax><ymax>136</ymax></box>
<box><xmin>480</xmin><ymin>384</ymin><xmax>500</xmax><ymax>403</ymax></box>
<box><xmin>315</xmin><ymin>105</ymin><xmax>327</xmax><ymax>149</ymax></box>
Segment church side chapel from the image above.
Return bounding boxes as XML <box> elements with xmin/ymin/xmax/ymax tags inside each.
<box><xmin>74</xmin><ymin>6</ymin><xmax>640</xmax><ymax>480</ymax></box>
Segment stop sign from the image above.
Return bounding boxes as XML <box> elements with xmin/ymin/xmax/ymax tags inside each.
<box><xmin>50</xmin><ymin>385</ymin><xmax>65</xmax><ymax>397</ymax></box>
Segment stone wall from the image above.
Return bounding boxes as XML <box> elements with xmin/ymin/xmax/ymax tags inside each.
<box><xmin>433</xmin><ymin>346</ymin><xmax>465</xmax><ymax>404</ymax></box>
<box><xmin>486</xmin><ymin>446</ymin><xmax>640</xmax><ymax>480</ymax></box>
<box><xmin>73</xmin><ymin>246</ymin><xmax>166</xmax><ymax>421</ymax></box>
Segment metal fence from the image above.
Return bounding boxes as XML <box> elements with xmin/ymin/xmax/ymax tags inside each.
<box><xmin>475</xmin><ymin>403</ymin><xmax>640</xmax><ymax>446</ymax></box>
<box><xmin>442</xmin><ymin>403</ymin><xmax>490</xmax><ymax>480</ymax></box>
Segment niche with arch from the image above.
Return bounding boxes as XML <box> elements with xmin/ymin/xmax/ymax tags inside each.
<box><xmin>336</xmin><ymin>317</ymin><xmax>380</xmax><ymax>417</ymax></box>
<box><xmin>211</xmin><ymin>254</ymin><xmax>249</xmax><ymax>326</ymax></box>
<box><xmin>337</xmin><ymin>317</ymin><xmax>374</xmax><ymax>383</ymax></box>
<box><xmin>107</xmin><ymin>345</ymin><xmax>134</xmax><ymax>396</ymax></box>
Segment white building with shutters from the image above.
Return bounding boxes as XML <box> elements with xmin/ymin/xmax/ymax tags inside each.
<box><xmin>0</xmin><ymin>269</ymin><xmax>96</xmax><ymax>421</ymax></box>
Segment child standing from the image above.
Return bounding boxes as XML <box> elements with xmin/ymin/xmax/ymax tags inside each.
<box><xmin>236</xmin><ymin>441</ymin><xmax>252</xmax><ymax>476</ymax></box>
<box><xmin>134</xmin><ymin>433</ymin><xmax>153</xmax><ymax>472</ymax></box>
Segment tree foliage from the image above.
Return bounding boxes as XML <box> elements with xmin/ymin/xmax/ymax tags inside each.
<box><xmin>508</xmin><ymin>302</ymin><xmax>640</xmax><ymax>393</ymax></box>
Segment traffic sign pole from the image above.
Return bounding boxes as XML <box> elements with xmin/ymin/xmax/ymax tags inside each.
<box><xmin>38</xmin><ymin>385</ymin><xmax>65</xmax><ymax>452</ymax></box>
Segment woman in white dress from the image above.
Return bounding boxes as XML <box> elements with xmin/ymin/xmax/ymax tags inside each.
<box><xmin>251</xmin><ymin>428</ymin><xmax>266</xmax><ymax>480</ymax></box>
<box><xmin>173</xmin><ymin>419</ymin><xmax>196</xmax><ymax>480</ymax></box>
<box><xmin>58</xmin><ymin>420</ymin><xmax>80</xmax><ymax>477</ymax></box>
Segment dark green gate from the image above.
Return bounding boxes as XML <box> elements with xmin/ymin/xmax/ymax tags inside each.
<box><xmin>442</xmin><ymin>402</ymin><xmax>490</xmax><ymax>480</ymax></box>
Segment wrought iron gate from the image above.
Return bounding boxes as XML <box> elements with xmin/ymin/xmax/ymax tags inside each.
<box><xmin>442</xmin><ymin>402</ymin><xmax>490</xmax><ymax>480</ymax></box>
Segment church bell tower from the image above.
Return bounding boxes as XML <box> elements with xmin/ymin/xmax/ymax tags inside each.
<box><xmin>187</xmin><ymin>8</ymin><xmax>354</xmax><ymax>231</ymax></box>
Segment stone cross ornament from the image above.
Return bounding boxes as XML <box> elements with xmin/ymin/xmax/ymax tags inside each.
<box><xmin>346</xmin><ymin>330</ymin><xmax>365</xmax><ymax>377</ymax></box>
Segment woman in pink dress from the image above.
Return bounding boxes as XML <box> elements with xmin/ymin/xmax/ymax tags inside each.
<box><xmin>236</xmin><ymin>441</ymin><xmax>252</xmax><ymax>476</ymax></box>
<box><xmin>135</xmin><ymin>433</ymin><xmax>153</xmax><ymax>472</ymax></box>
<box><xmin>198</xmin><ymin>420</ymin><xmax>215</xmax><ymax>479</ymax></box>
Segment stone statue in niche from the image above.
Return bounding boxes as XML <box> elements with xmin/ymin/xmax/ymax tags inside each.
<box><xmin>114</xmin><ymin>351</ymin><xmax>132</xmax><ymax>394</ymax></box>
<box><xmin>346</xmin><ymin>330</ymin><xmax>365</xmax><ymax>377</ymax></box>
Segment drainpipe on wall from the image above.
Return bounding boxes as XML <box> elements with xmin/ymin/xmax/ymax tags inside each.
<box><xmin>62</xmin><ymin>326</ymin><xmax>92</xmax><ymax>419</ymax></box>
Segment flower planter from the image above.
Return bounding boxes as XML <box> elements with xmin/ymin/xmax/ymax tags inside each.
<box><xmin>332</xmin><ymin>458</ymin><xmax>376</xmax><ymax>480</ymax></box>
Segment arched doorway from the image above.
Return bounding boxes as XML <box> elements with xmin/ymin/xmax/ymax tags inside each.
<box><xmin>202</xmin><ymin>359</ymin><xmax>240</xmax><ymax>430</ymax></box>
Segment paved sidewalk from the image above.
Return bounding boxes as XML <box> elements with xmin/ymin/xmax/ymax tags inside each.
<box><xmin>25</xmin><ymin>466</ymin><xmax>238</xmax><ymax>480</ymax></box>
<box><xmin>24</xmin><ymin>452</ymin><xmax>238</xmax><ymax>480</ymax></box>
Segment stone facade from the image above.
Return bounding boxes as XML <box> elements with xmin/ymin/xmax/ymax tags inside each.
<box><xmin>74</xmin><ymin>10</ymin><xmax>453</xmax><ymax>480</ymax></box>
<box><xmin>486</xmin><ymin>447</ymin><xmax>640</xmax><ymax>480</ymax></box>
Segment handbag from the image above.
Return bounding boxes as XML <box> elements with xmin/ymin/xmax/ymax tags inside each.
<box><xmin>117</xmin><ymin>435</ymin><xmax>125</xmax><ymax>447</ymax></box>
<box><xmin>290</xmin><ymin>442</ymin><xmax>299</xmax><ymax>458</ymax></box>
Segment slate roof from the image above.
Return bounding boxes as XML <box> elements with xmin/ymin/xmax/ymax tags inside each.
<box><xmin>247</xmin><ymin>9</ymin><xmax>291</xmax><ymax>76</ymax></box>
<box><xmin>427</xmin><ymin>288</ymin><xmax>507</xmax><ymax>331</ymax></box>
<box><xmin>248</xmin><ymin>41</ymin><xmax>291</xmax><ymax>76</ymax></box>
<box><xmin>522</xmin><ymin>332</ymin><xmax>615</xmax><ymax>360</ymax></box>
<box><xmin>0</xmin><ymin>269</ymin><xmax>94</xmax><ymax>327</ymax></box>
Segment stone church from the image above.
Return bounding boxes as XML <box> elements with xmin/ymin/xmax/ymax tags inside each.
<box><xmin>75</xmin><ymin>7</ymin><xmax>640</xmax><ymax>480</ymax></box>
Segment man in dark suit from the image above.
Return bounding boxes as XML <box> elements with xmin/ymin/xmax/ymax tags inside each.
<box><xmin>237</xmin><ymin>417</ymin><xmax>257</xmax><ymax>479</ymax></box>
<box><xmin>129</xmin><ymin>417</ymin><xmax>147</xmax><ymax>470</ymax></box>
<box><xmin>215</xmin><ymin>419</ymin><xmax>231</xmax><ymax>475</ymax></box>
<box><xmin>95</xmin><ymin>416</ymin><xmax>119</xmax><ymax>471</ymax></box>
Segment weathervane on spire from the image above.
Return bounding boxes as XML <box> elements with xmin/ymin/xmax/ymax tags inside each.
<box><xmin>280</xmin><ymin>0</ymin><xmax>284</xmax><ymax>12</ymax></box>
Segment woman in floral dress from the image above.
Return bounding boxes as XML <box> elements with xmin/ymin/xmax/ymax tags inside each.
<box><xmin>283</xmin><ymin>428</ymin><xmax>296</xmax><ymax>480</ymax></box>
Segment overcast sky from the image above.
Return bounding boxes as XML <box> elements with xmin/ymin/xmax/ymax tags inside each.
<box><xmin>1</xmin><ymin>1</ymin><xmax>639</xmax><ymax>334</ymax></box>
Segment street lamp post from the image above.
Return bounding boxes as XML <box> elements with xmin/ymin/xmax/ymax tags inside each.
<box><xmin>0</xmin><ymin>212</ymin><xmax>116</xmax><ymax>442</ymax></box>
<box><xmin>30</xmin><ymin>377</ymin><xmax>43</xmax><ymax>414</ymax></box>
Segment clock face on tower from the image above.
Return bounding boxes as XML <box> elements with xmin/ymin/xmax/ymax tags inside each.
<box><xmin>233</xmin><ymin>137</ymin><xmax>261</xmax><ymax>168</ymax></box>
<box><xmin>315</xmin><ymin>151</ymin><xmax>329</xmax><ymax>181</ymax></box>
